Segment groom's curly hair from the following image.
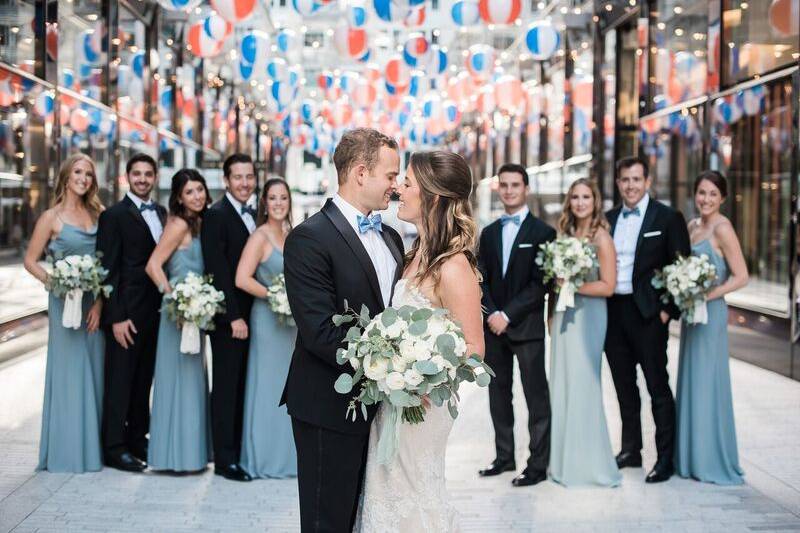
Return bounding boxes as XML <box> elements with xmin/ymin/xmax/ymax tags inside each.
<box><xmin>333</xmin><ymin>128</ymin><xmax>398</xmax><ymax>185</ymax></box>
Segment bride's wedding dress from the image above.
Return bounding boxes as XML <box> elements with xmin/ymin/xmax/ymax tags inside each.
<box><xmin>355</xmin><ymin>279</ymin><xmax>461</xmax><ymax>533</ymax></box>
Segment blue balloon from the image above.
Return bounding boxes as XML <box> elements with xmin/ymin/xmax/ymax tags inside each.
<box><xmin>131</xmin><ymin>52</ymin><xmax>145</xmax><ymax>79</ymax></box>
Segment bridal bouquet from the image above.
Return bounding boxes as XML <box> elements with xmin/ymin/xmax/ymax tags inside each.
<box><xmin>652</xmin><ymin>254</ymin><xmax>717</xmax><ymax>324</ymax></box>
<box><xmin>266</xmin><ymin>273</ymin><xmax>295</xmax><ymax>327</ymax></box>
<box><xmin>46</xmin><ymin>253</ymin><xmax>112</xmax><ymax>329</ymax></box>
<box><xmin>164</xmin><ymin>272</ymin><xmax>225</xmax><ymax>354</ymax></box>
<box><xmin>535</xmin><ymin>236</ymin><xmax>598</xmax><ymax>312</ymax></box>
<box><xmin>332</xmin><ymin>303</ymin><xmax>494</xmax><ymax>464</ymax></box>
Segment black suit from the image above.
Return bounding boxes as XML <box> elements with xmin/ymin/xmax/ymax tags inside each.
<box><xmin>478</xmin><ymin>212</ymin><xmax>556</xmax><ymax>474</ymax></box>
<box><xmin>283</xmin><ymin>199</ymin><xmax>403</xmax><ymax>533</ymax></box>
<box><xmin>96</xmin><ymin>195</ymin><xmax>166</xmax><ymax>457</ymax></box>
<box><xmin>604</xmin><ymin>198</ymin><xmax>690</xmax><ymax>464</ymax></box>
<box><xmin>201</xmin><ymin>195</ymin><xmax>255</xmax><ymax>467</ymax></box>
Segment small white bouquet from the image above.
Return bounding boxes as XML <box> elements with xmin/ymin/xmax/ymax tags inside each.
<box><xmin>266</xmin><ymin>273</ymin><xmax>295</xmax><ymax>327</ymax></box>
<box><xmin>535</xmin><ymin>236</ymin><xmax>598</xmax><ymax>312</ymax></box>
<box><xmin>652</xmin><ymin>254</ymin><xmax>717</xmax><ymax>324</ymax></box>
<box><xmin>46</xmin><ymin>253</ymin><xmax>112</xmax><ymax>329</ymax></box>
<box><xmin>164</xmin><ymin>272</ymin><xmax>225</xmax><ymax>354</ymax></box>
<box><xmin>333</xmin><ymin>303</ymin><xmax>494</xmax><ymax>464</ymax></box>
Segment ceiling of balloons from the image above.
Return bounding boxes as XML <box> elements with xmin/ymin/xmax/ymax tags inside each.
<box><xmin>165</xmin><ymin>0</ymin><xmax>565</xmax><ymax>158</ymax></box>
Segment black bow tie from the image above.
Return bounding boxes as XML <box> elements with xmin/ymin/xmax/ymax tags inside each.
<box><xmin>240</xmin><ymin>205</ymin><xmax>257</xmax><ymax>218</ymax></box>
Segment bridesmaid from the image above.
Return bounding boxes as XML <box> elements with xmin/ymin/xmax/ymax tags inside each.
<box><xmin>145</xmin><ymin>169</ymin><xmax>212</xmax><ymax>473</ymax></box>
<box><xmin>675</xmin><ymin>171</ymin><xmax>748</xmax><ymax>485</ymax></box>
<box><xmin>236</xmin><ymin>178</ymin><xmax>297</xmax><ymax>478</ymax></box>
<box><xmin>549</xmin><ymin>178</ymin><xmax>621</xmax><ymax>487</ymax></box>
<box><xmin>24</xmin><ymin>154</ymin><xmax>105</xmax><ymax>473</ymax></box>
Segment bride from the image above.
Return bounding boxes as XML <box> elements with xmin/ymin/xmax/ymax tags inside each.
<box><xmin>356</xmin><ymin>151</ymin><xmax>485</xmax><ymax>532</ymax></box>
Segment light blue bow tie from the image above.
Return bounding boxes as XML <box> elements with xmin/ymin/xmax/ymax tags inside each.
<box><xmin>357</xmin><ymin>214</ymin><xmax>382</xmax><ymax>234</ymax></box>
<box><xmin>622</xmin><ymin>206</ymin><xmax>641</xmax><ymax>218</ymax></box>
<box><xmin>139</xmin><ymin>203</ymin><xmax>157</xmax><ymax>212</ymax></box>
<box><xmin>500</xmin><ymin>214</ymin><xmax>521</xmax><ymax>226</ymax></box>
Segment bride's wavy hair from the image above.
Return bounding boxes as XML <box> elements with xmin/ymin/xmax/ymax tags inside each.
<box><xmin>404</xmin><ymin>151</ymin><xmax>480</xmax><ymax>288</ymax></box>
<box><xmin>557</xmin><ymin>177</ymin><xmax>609</xmax><ymax>238</ymax></box>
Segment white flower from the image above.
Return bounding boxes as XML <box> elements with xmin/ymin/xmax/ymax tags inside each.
<box><xmin>403</xmin><ymin>368</ymin><xmax>424</xmax><ymax>387</ymax></box>
<box><xmin>390</xmin><ymin>353</ymin><xmax>407</xmax><ymax>373</ymax></box>
<box><xmin>363</xmin><ymin>354</ymin><xmax>389</xmax><ymax>380</ymax></box>
<box><xmin>385</xmin><ymin>371</ymin><xmax>406</xmax><ymax>390</ymax></box>
<box><xmin>431</xmin><ymin>355</ymin><xmax>446</xmax><ymax>372</ymax></box>
<box><xmin>412</xmin><ymin>341</ymin><xmax>432</xmax><ymax>361</ymax></box>
<box><xmin>349</xmin><ymin>357</ymin><xmax>360</xmax><ymax>370</ymax></box>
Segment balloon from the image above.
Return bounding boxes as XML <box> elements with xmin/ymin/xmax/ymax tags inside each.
<box><xmin>404</xmin><ymin>4</ymin><xmax>426</xmax><ymax>27</ymax></box>
<box><xmin>478</xmin><ymin>0</ymin><xmax>521</xmax><ymax>24</ymax></box>
<box><xmin>293</xmin><ymin>0</ymin><xmax>322</xmax><ymax>15</ymax></box>
<box><xmin>300</xmin><ymin>99</ymin><xmax>318</xmax><ymax>122</ymax></box>
<box><xmin>447</xmin><ymin>71</ymin><xmax>475</xmax><ymax>104</ymax></box>
<box><xmin>443</xmin><ymin>99</ymin><xmax>461</xmax><ymax>128</ymax></box>
<box><xmin>768</xmin><ymin>0</ymin><xmax>799</xmax><ymax>37</ymax></box>
<box><xmin>347</xmin><ymin>3</ymin><xmax>369</xmax><ymax>27</ymax></box>
<box><xmin>334</xmin><ymin>24</ymin><xmax>368</xmax><ymax>58</ymax></box>
<box><xmin>69</xmin><ymin>108</ymin><xmax>90</xmax><ymax>132</ymax></box>
<box><xmin>374</xmin><ymin>0</ymin><xmax>410</xmax><ymax>22</ymax></box>
<box><xmin>451</xmin><ymin>0</ymin><xmax>480</xmax><ymax>26</ymax></box>
<box><xmin>79</xmin><ymin>30</ymin><xmax>102</xmax><ymax>66</ymax></box>
<box><xmin>713</xmin><ymin>96</ymin><xmax>742</xmax><ymax>125</ymax></box>
<box><xmin>740</xmin><ymin>86</ymin><xmax>764</xmax><ymax>116</ymax></box>
<box><xmin>270</xmin><ymin>80</ymin><xmax>298</xmax><ymax>108</ymax></box>
<box><xmin>525</xmin><ymin>21</ymin><xmax>561</xmax><ymax>60</ymax></box>
<box><xmin>203</xmin><ymin>11</ymin><xmax>233</xmax><ymax>41</ymax></box>
<box><xmin>338</xmin><ymin>71</ymin><xmax>360</xmax><ymax>95</ymax></box>
<box><xmin>276</xmin><ymin>28</ymin><xmax>301</xmax><ymax>55</ymax></box>
<box><xmin>476</xmin><ymin>85</ymin><xmax>495</xmax><ymax>114</ymax></box>
<box><xmin>408</xmin><ymin>70</ymin><xmax>426</xmax><ymax>97</ymax></box>
<box><xmin>238</xmin><ymin>60</ymin><xmax>256</xmax><ymax>81</ymax></box>
<box><xmin>187</xmin><ymin>22</ymin><xmax>224</xmax><ymax>58</ymax></box>
<box><xmin>317</xmin><ymin>70</ymin><xmax>334</xmax><ymax>90</ymax></box>
<box><xmin>403</xmin><ymin>33</ymin><xmax>430</xmax><ymax>68</ymax></box>
<box><xmin>356</xmin><ymin>48</ymin><xmax>373</xmax><ymax>62</ymax></box>
<box><xmin>34</xmin><ymin>92</ymin><xmax>54</xmax><ymax>117</ymax></box>
<box><xmin>157</xmin><ymin>0</ymin><xmax>202</xmax><ymax>11</ymax></box>
<box><xmin>494</xmin><ymin>75</ymin><xmax>523</xmax><ymax>112</ymax></box>
<box><xmin>239</xmin><ymin>30</ymin><xmax>270</xmax><ymax>66</ymax></box>
<box><xmin>211</xmin><ymin>0</ymin><xmax>258</xmax><ymax>23</ymax></box>
<box><xmin>131</xmin><ymin>51</ymin><xmax>145</xmax><ymax>78</ymax></box>
<box><xmin>428</xmin><ymin>45</ymin><xmax>448</xmax><ymax>76</ymax></box>
<box><xmin>421</xmin><ymin>93</ymin><xmax>442</xmax><ymax>119</ymax></box>
<box><xmin>265</xmin><ymin>57</ymin><xmax>288</xmax><ymax>81</ymax></box>
<box><xmin>353</xmin><ymin>79</ymin><xmax>378</xmax><ymax>108</ymax></box>
<box><xmin>466</xmin><ymin>44</ymin><xmax>495</xmax><ymax>80</ymax></box>
<box><xmin>385</xmin><ymin>55</ymin><xmax>411</xmax><ymax>87</ymax></box>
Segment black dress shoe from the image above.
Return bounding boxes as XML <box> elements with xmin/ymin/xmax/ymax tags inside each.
<box><xmin>478</xmin><ymin>459</ymin><xmax>516</xmax><ymax>477</ymax></box>
<box><xmin>130</xmin><ymin>443</ymin><xmax>148</xmax><ymax>463</ymax></box>
<box><xmin>615</xmin><ymin>451</ymin><xmax>642</xmax><ymax>469</ymax></box>
<box><xmin>645</xmin><ymin>463</ymin><xmax>674</xmax><ymax>483</ymax></box>
<box><xmin>511</xmin><ymin>469</ymin><xmax>547</xmax><ymax>487</ymax></box>
<box><xmin>105</xmin><ymin>451</ymin><xmax>147</xmax><ymax>472</ymax></box>
<box><xmin>215</xmin><ymin>463</ymin><xmax>252</xmax><ymax>482</ymax></box>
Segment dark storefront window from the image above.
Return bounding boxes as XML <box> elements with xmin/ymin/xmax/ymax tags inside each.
<box><xmin>59</xmin><ymin>0</ymin><xmax>107</xmax><ymax>103</ymax></box>
<box><xmin>710</xmin><ymin>78</ymin><xmax>794</xmax><ymax>316</ymax></box>
<box><xmin>722</xmin><ymin>0</ymin><xmax>800</xmax><ymax>85</ymax></box>
<box><xmin>650</xmin><ymin>0</ymin><xmax>708</xmax><ymax>110</ymax></box>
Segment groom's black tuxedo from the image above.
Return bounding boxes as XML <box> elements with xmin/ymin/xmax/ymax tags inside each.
<box><xmin>604</xmin><ymin>198</ymin><xmax>690</xmax><ymax>465</ymax></box>
<box><xmin>283</xmin><ymin>199</ymin><xmax>404</xmax><ymax>532</ymax></box>
<box><xmin>478</xmin><ymin>212</ymin><xmax>555</xmax><ymax>475</ymax></box>
<box><xmin>96</xmin><ymin>195</ymin><xmax>166</xmax><ymax>458</ymax></box>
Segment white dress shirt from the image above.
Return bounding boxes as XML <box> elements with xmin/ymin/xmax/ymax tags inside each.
<box><xmin>502</xmin><ymin>205</ymin><xmax>529</xmax><ymax>277</ymax></box>
<box><xmin>126</xmin><ymin>191</ymin><xmax>163</xmax><ymax>243</ymax></box>
<box><xmin>226</xmin><ymin>192</ymin><xmax>257</xmax><ymax>234</ymax></box>
<box><xmin>332</xmin><ymin>195</ymin><xmax>397</xmax><ymax>308</ymax></box>
<box><xmin>613</xmin><ymin>193</ymin><xmax>650</xmax><ymax>294</ymax></box>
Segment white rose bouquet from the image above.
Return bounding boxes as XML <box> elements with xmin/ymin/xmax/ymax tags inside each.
<box><xmin>266</xmin><ymin>273</ymin><xmax>294</xmax><ymax>327</ymax></box>
<box><xmin>163</xmin><ymin>272</ymin><xmax>225</xmax><ymax>354</ymax></box>
<box><xmin>535</xmin><ymin>236</ymin><xmax>598</xmax><ymax>312</ymax></box>
<box><xmin>652</xmin><ymin>254</ymin><xmax>717</xmax><ymax>324</ymax></box>
<box><xmin>46</xmin><ymin>253</ymin><xmax>112</xmax><ymax>329</ymax></box>
<box><xmin>332</xmin><ymin>302</ymin><xmax>494</xmax><ymax>464</ymax></box>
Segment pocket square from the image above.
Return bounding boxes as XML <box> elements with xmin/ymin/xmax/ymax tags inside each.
<box><xmin>518</xmin><ymin>243</ymin><xmax>533</xmax><ymax>248</ymax></box>
<box><xmin>643</xmin><ymin>231</ymin><xmax>662</xmax><ymax>238</ymax></box>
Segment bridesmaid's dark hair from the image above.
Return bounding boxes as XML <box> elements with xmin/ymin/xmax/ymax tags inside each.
<box><xmin>694</xmin><ymin>170</ymin><xmax>728</xmax><ymax>198</ymax></box>
<box><xmin>168</xmin><ymin>169</ymin><xmax>211</xmax><ymax>236</ymax></box>
<box><xmin>257</xmin><ymin>178</ymin><xmax>293</xmax><ymax>228</ymax></box>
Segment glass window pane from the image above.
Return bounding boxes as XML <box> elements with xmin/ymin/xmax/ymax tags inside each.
<box><xmin>601</xmin><ymin>29</ymin><xmax>617</xmax><ymax>205</ymax></box>
<box><xmin>544</xmin><ymin>64</ymin><xmax>564</xmax><ymax>162</ymax></box>
<box><xmin>59</xmin><ymin>0</ymin><xmax>106</xmax><ymax>103</ymax></box>
<box><xmin>117</xmin><ymin>7</ymin><xmax>146</xmax><ymax>121</ymax></box>
<box><xmin>178</xmin><ymin>62</ymin><xmax>199</xmax><ymax>141</ymax></box>
<box><xmin>710</xmin><ymin>78</ymin><xmax>793</xmax><ymax>315</ymax></box>
<box><xmin>524</xmin><ymin>83</ymin><xmax>542</xmax><ymax>167</ymax></box>
<box><xmin>154</xmin><ymin>39</ymin><xmax>177</xmax><ymax>132</ymax></box>
<box><xmin>650</xmin><ymin>0</ymin><xmax>708</xmax><ymax>110</ymax></box>
<box><xmin>0</xmin><ymin>0</ymin><xmax>36</xmax><ymax>74</ymax></box>
<box><xmin>570</xmin><ymin>44</ymin><xmax>593</xmax><ymax>157</ymax></box>
<box><xmin>723</xmin><ymin>0</ymin><xmax>800</xmax><ymax>85</ymax></box>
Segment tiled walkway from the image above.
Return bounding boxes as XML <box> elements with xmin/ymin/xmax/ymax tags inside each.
<box><xmin>1</xmin><ymin>334</ymin><xmax>798</xmax><ymax>532</ymax></box>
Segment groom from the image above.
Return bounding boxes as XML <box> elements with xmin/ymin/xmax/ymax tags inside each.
<box><xmin>283</xmin><ymin>128</ymin><xmax>404</xmax><ymax>532</ymax></box>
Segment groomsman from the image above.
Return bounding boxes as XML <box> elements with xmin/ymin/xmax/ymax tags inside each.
<box><xmin>605</xmin><ymin>156</ymin><xmax>690</xmax><ymax>483</ymax></box>
<box><xmin>201</xmin><ymin>153</ymin><xmax>257</xmax><ymax>482</ymax></box>
<box><xmin>97</xmin><ymin>153</ymin><xmax>165</xmax><ymax>472</ymax></box>
<box><xmin>477</xmin><ymin>163</ymin><xmax>556</xmax><ymax>487</ymax></box>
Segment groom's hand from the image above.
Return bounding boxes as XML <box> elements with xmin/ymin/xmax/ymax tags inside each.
<box><xmin>659</xmin><ymin>311</ymin><xmax>670</xmax><ymax>324</ymax></box>
<box><xmin>231</xmin><ymin>318</ymin><xmax>249</xmax><ymax>339</ymax></box>
<box><xmin>487</xmin><ymin>312</ymin><xmax>509</xmax><ymax>336</ymax></box>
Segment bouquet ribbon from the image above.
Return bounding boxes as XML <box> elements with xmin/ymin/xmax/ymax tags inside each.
<box><xmin>180</xmin><ymin>322</ymin><xmax>201</xmax><ymax>354</ymax></box>
<box><xmin>690</xmin><ymin>299</ymin><xmax>708</xmax><ymax>325</ymax></box>
<box><xmin>375</xmin><ymin>405</ymin><xmax>401</xmax><ymax>465</ymax></box>
<box><xmin>62</xmin><ymin>289</ymin><xmax>84</xmax><ymax>329</ymax></box>
<box><xmin>555</xmin><ymin>282</ymin><xmax>576</xmax><ymax>312</ymax></box>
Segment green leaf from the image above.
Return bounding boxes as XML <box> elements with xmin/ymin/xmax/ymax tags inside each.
<box><xmin>360</xmin><ymin>403</ymin><xmax>369</xmax><ymax>420</ymax></box>
<box><xmin>409</xmin><ymin>320</ymin><xmax>427</xmax><ymax>336</ymax></box>
<box><xmin>435</xmin><ymin>334</ymin><xmax>456</xmax><ymax>355</ymax></box>
<box><xmin>381</xmin><ymin>307</ymin><xmax>398</xmax><ymax>327</ymax></box>
<box><xmin>336</xmin><ymin>348</ymin><xmax>347</xmax><ymax>365</ymax></box>
<box><xmin>345</xmin><ymin>326</ymin><xmax>361</xmax><ymax>342</ymax></box>
<box><xmin>447</xmin><ymin>401</ymin><xmax>458</xmax><ymax>419</ymax></box>
<box><xmin>476</xmin><ymin>372</ymin><xmax>491</xmax><ymax>387</ymax></box>
<box><xmin>333</xmin><ymin>314</ymin><xmax>348</xmax><ymax>327</ymax></box>
<box><xmin>415</xmin><ymin>360</ymin><xmax>440</xmax><ymax>375</ymax></box>
<box><xmin>482</xmin><ymin>361</ymin><xmax>496</xmax><ymax>378</ymax></box>
<box><xmin>334</xmin><ymin>373</ymin><xmax>353</xmax><ymax>394</ymax></box>
<box><xmin>359</xmin><ymin>304</ymin><xmax>371</xmax><ymax>325</ymax></box>
<box><xmin>396</xmin><ymin>305</ymin><xmax>415</xmax><ymax>320</ymax></box>
<box><xmin>411</xmin><ymin>308</ymin><xmax>433</xmax><ymax>321</ymax></box>
<box><xmin>465</xmin><ymin>357</ymin><xmax>481</xmax><ymax>368</ymax></box>
<box><xmin>389</xmin><ymin>389</ymin><xmax>414</xmax><ymax>407</ymax></box>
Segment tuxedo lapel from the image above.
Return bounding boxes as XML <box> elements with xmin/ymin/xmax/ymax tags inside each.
<box><xmin>633</xmin><ymin>200</ymin><xmax>659</xmax><ymax>277</ymax></box>
<box><xmin>608</xmin><ymin>207</ymin><xmax>621</xmax><ymax>235</ymax></box>
<box><xmin>322</xmin><ymin>200</ymin><xmax>384</xmax><ymax>306</ymax></box>
<box><xmin>222</xmin><ymin>196</ymin><xmax>249</xmax><ymax>236</ymax></box>
<box><xmin>380</xmin><ymin>229</ymin><xmax>404</xmax><ymax>283</ymax></box>
<box><xmin>492</xmin><ymin>220</ymin><xmax>503</xmax><ymax>272</ymax></box>
<box><xmin>123</xmin><ymin>195</ymin><xmax>155</xmax><ymax>245</ymax></box>
<box><xmin>506</xmin><ymin>213</ymin><xmax>533</xmax><ymax>276</ymax></box>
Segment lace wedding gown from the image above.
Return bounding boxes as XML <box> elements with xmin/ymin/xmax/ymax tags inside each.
<box><xmin>355</xmin><ymin>279</ymin><xmax>461</xmax><ymax>533</ymax></box>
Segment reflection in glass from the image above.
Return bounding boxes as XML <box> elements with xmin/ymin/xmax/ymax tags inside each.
<box><xmin>570</xmin><ymin>36</ymin><xmax>593</xmax><ymax>157</ymax></box>
<box><xmin>117</xmin><ymin>7</ymin><xmax>146</xmax><ymax>121</ymax></box>
<box><xmin>59</xmin><ymin>0</ymin><xmax>106</xmax><ymax>103</ymax></box>
<box><xmin>0</xmin><ymin>0</ymin><xmax>36</xmax><ymax>74</ymax></box>
<box><xmin>544</xmin><ymin>64</ymin><xmax>564</xmax><ymax>163</ymax></box>
<box><xmin>601</xmin><ymin>30</ymin><xmax>617</xmax><ymax>205</ymax></box>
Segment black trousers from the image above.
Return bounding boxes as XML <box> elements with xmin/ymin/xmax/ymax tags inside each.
<box><xmin>209</xmin><ymin>326</ymin><xmax>250</xmax><ymax>467</ymax></box>
<box><xmin>101</xmin><ymin>316</ymin><xmax>158</xmax><ymax>457</ymax></box>
<box><xmin>292</xmin><ymin>417</ymin><xmax>369</xmax><ymax>533</ymax></box>
<box><xmin>484</xmin><ymin>334</ymin><xmax>550</xmax><ymax>474</ymax></box>
<box><xmin>605</xmin><ymin>294</ymin><xmax>675</xmax><ymax>463</ymax></box>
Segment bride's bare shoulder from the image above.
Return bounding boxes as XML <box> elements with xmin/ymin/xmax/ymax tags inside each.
<box><xmin>439</xmin><ymin>253</ymin><xmax>479</xmax><ymax>291</ymax></box>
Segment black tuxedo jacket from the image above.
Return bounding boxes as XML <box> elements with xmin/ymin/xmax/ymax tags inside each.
<box><xmin>201</xmin><ymin>196</ymin><xmax>254</xmax><ymax>325</ymax></box>
<box><xmin>282</xmin><ymin>199</ymin><xmax>404</xmax><ymax>435</ymax></box>
<box><xmin>607</xmin><ymin>198</ymin><xmax>691</xmax><ymax>321</ymax></box>
<box><xmin>478</xmin><ymin>212</ymin><xmax>556</xmax><ymax>342</ymax></box>
<box><xmin>96</xmin><ymin>195</ymin><xmax>166</xmax><ymax>327</ymax></box>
